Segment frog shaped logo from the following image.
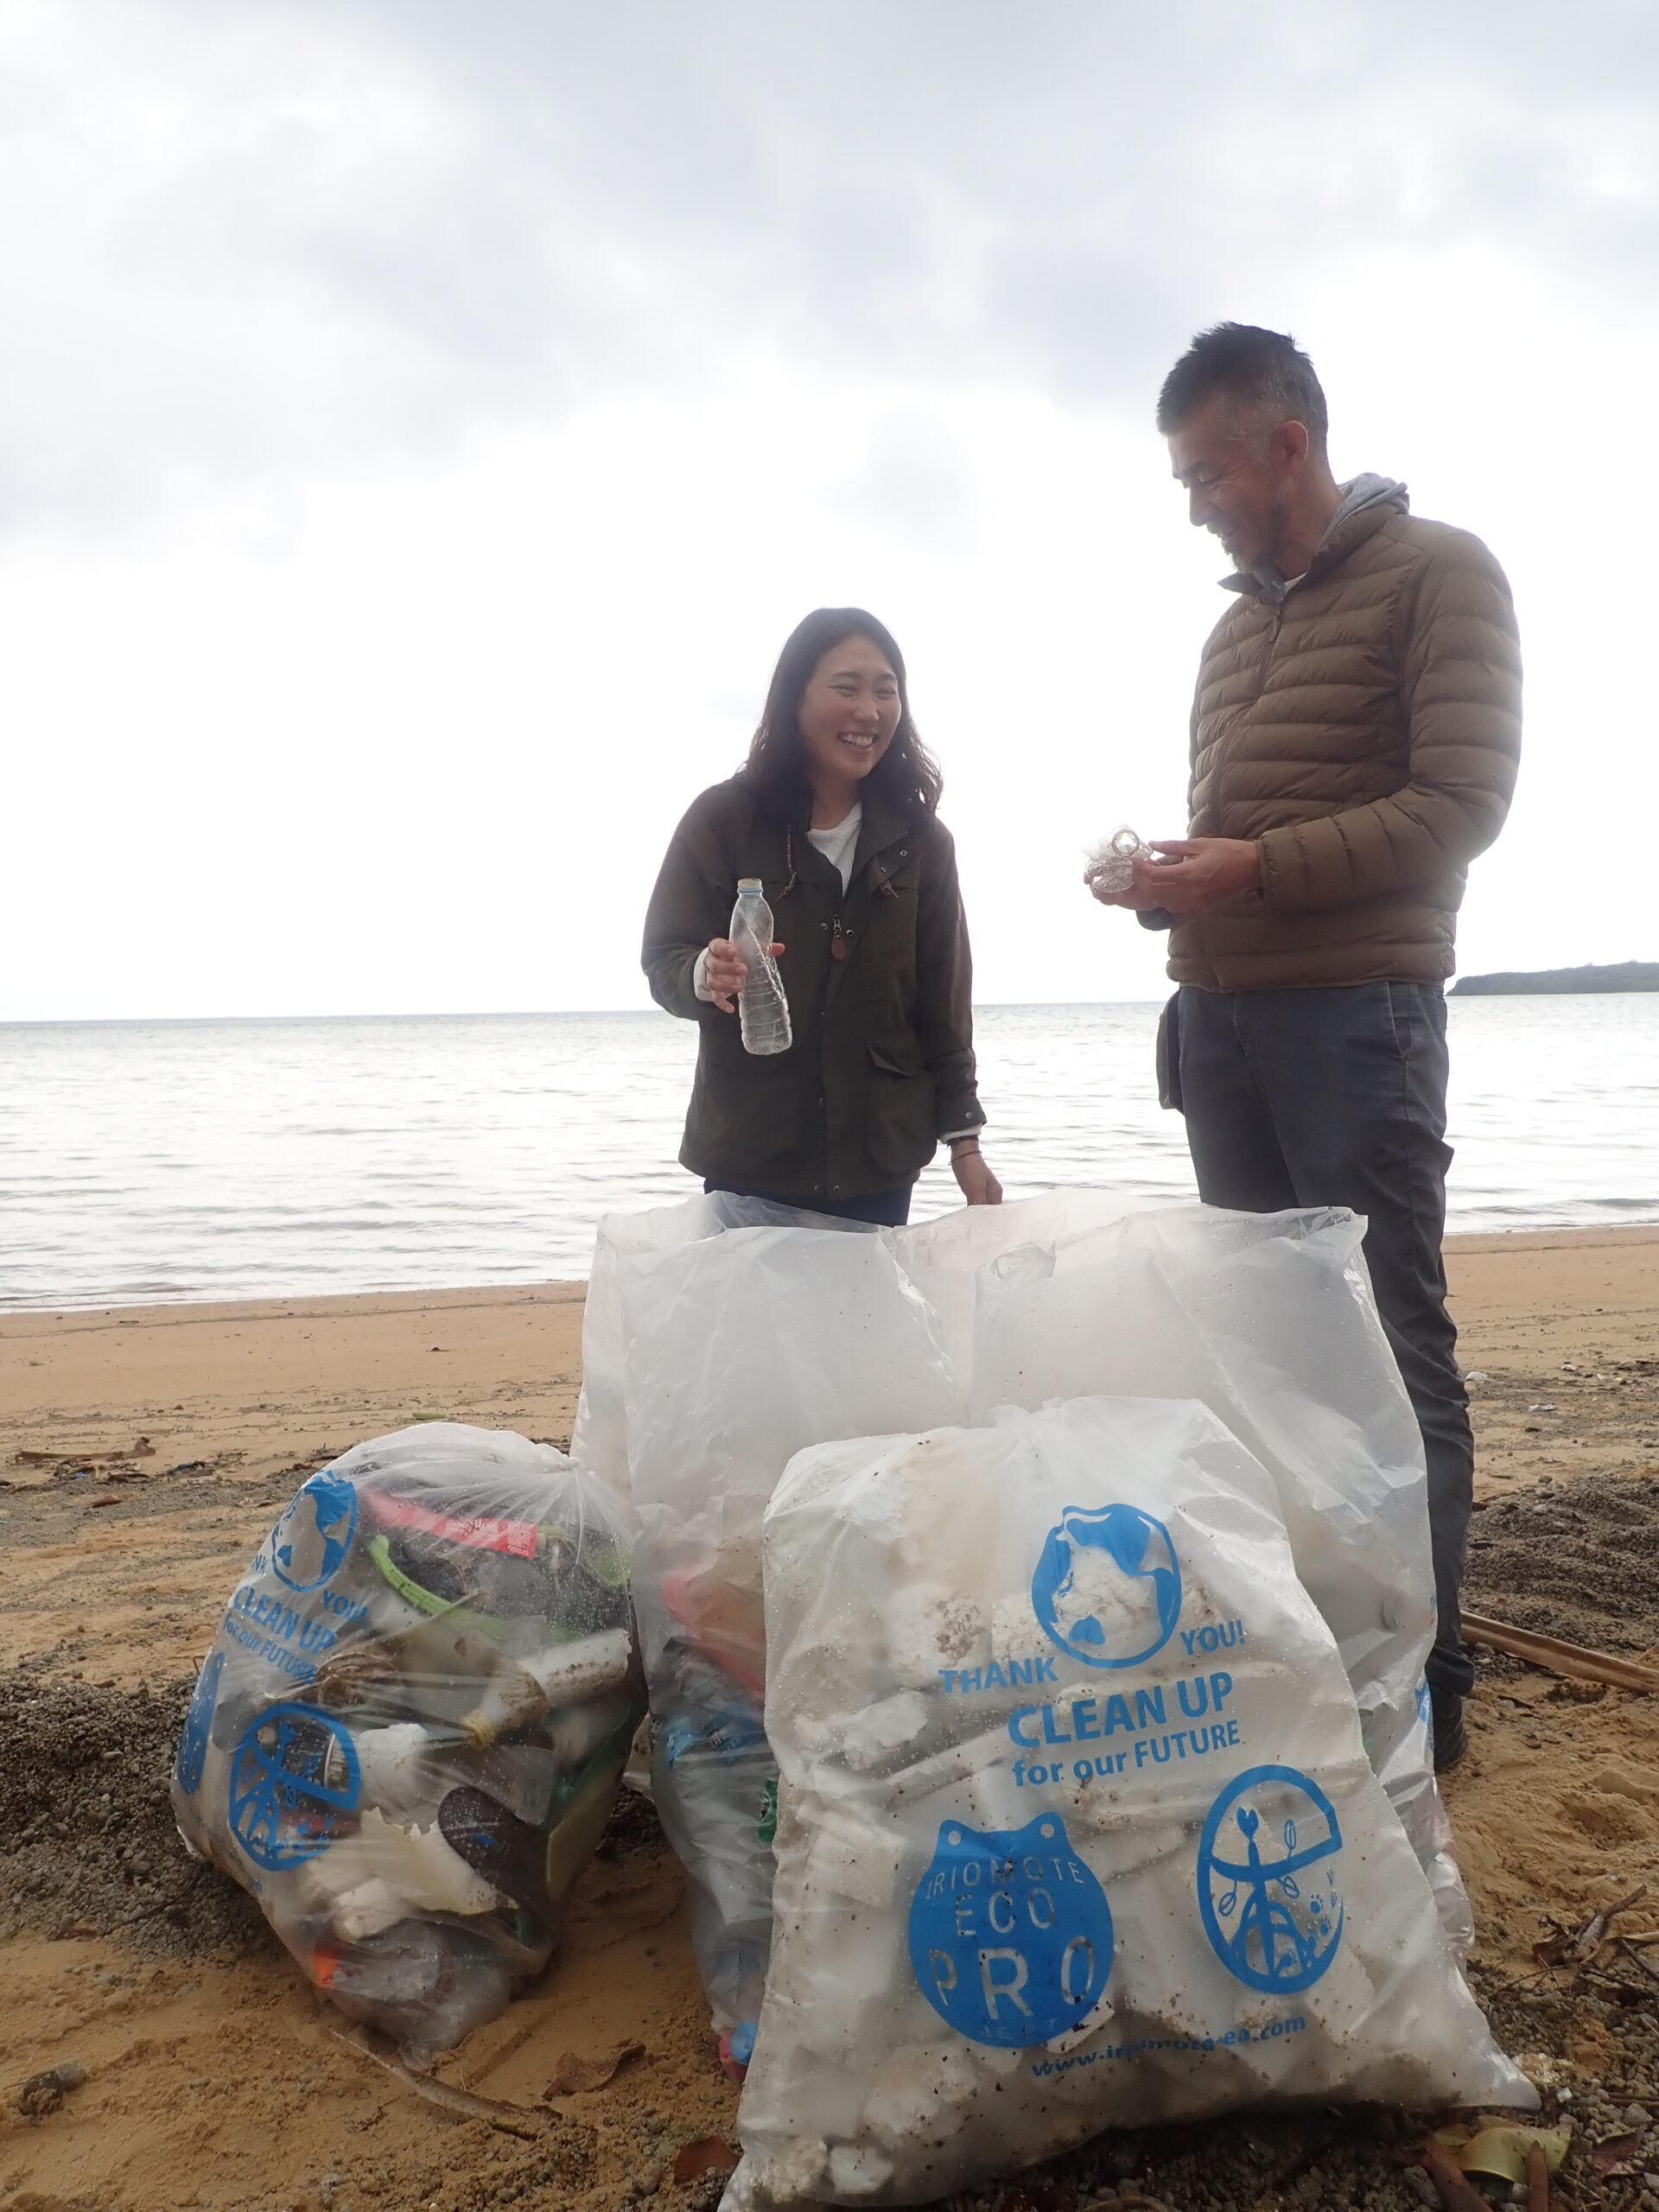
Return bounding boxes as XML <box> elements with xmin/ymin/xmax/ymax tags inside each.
<box><xmin>1031</xmin><ymin>1503</ymin><xmax>1182</xmax><ymax>1669</ymax></box>
<box><xmin>174</xmin><ymin>1649</ymin><xmax>223</xmax><ymax>1796</ymax></box>
<box><xmin>1197</xmin><ymin>1764</ymin><xmax>1344</xmax><ymax>1994</ymax></box>
<box><xmin>269</xmin><ymin>1468</ymin><xmax>358</xmax><ymax>1593</ymax></box>
<box><xmin>907</xmin><ymin>1813</ymin><xmax>1113</xmax><ymax>2047</ymax></box>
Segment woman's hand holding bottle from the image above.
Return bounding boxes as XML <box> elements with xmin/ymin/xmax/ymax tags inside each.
<box><xmin>703</xmin><ymin>936</ymin><xmax>785</xmax><ymax>1016</ymax></box>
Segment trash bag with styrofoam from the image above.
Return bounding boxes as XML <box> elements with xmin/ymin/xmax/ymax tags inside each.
<box><xmin>948</xmin><ymin>1199</ymin><xmax>1469</xmax><ymax>1955</ymax></box>
<box><xmin>169</xmin><ymin>1422</ymin><xmax>642</xmax><ymax>2061</ymax></box>
<box><xmin>724</xmin><ymin>1396</ymin><xmax>1534</xmax><ymax>2210</ymax></box>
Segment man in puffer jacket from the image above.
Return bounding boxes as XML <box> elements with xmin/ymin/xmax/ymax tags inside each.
<box><xmin>1093</xmin><ymin>323</ymin><xmax>1522</xmax><ymax>1771</ymax></box>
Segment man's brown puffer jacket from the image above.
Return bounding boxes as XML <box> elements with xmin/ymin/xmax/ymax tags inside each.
<box><xmin>1166</xmin><ymin>485</ymin><xmax>1522</xmax><ymax>991</ymax></box>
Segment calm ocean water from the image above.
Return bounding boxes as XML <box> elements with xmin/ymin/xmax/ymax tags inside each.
<box><xmin>2</xmin><ymin>997</ymin><xmax>1656</xmax><ymax>1311</ymax></box>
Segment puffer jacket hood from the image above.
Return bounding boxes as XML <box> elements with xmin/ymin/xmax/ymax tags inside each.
<box><xmin>1224</xmin><ymin>474</ymin><xmax>1407</xmax><ymax>604</ymax></box>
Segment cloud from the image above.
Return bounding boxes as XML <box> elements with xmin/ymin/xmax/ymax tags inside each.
<box><xmin>829</xmin><ymin>407</ymin><xmax>980</xmax><ymax>552</ymax></box>
<box><xmin>1</xmin><ymin>0</ymin><xmax>1655</xmax><ymax>542</ymax></box>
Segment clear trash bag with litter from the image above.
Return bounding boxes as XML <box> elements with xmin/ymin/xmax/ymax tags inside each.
<box><xmin>170</xmin><ymin>1422</ymin><xmax>643</xmax><ymax>2061</ymax></box>
<box><xmin>725</xmin><ymin>1397</ymin><xmax>1535</xmax><ymax>2210</ymax></box>
<box><xmin>616</xmin><ymin>1208</ymin><xmax>958</xmax><ymax>2074</ymax></box>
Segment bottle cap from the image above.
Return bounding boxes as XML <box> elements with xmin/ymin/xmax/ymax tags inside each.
<box><xmin>736</xmin><ymin>877</ymin><xmax>763</xmax><ymax>894</ymax></box>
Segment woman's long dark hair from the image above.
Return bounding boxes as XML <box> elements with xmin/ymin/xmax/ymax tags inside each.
<box><xmin>741</xmin><ymin>607</ymin><xmax>943</xmax><ymax>820</ymax></box>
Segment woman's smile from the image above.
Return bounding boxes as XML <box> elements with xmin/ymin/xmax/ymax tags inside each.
<box><xmin>797</xmin><ymin>634</ymin><xmax>901</xmax><ymax>798</ymax></box>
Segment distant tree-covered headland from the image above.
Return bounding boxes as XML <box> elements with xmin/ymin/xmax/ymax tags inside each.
<box><xmin>1452</xmin><ymin>961</ymin><xmax>1659</xmax><ymax>995</ymax></box>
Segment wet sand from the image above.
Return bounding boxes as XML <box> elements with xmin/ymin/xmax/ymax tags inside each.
<box><xmin>3</xmin><ymin>1229</ymin><xmax>1658</xmax><ymax>2212</ymax></box>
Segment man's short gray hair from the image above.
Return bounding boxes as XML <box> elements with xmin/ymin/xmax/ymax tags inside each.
<box><xmin>1157</xmin><ymin>324</ymin><xmax>1329</xmax><ymax>456</ymax></box>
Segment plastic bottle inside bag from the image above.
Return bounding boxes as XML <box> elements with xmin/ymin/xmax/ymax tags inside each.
<box><xmin>731</xmin><ymin>880</ymin><xmax>791</xmax><ymax>1057</ymax></box>
<box><xmin>655</xmin><ymin>1738</ymin><xmax>772</xmax><ymax>2081</ymax></box>
<box><xmin>650</xmin><ymin>1646</ymin><xmax>775</xmax><ymax>2079</ymax></box>
<box><xmin>315</xmin><ymin>1918</ymin><xmax>515</xmax><ymax>2064</ymax></box>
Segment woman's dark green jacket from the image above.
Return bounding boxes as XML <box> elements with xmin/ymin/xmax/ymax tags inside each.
<box><xmin>641</xmin><ymin>775</ymin><xmax>986</xmax><ymax>1202</ymax></box>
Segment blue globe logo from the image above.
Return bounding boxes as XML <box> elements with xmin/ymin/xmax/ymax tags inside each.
<box><xmin>1031</xmin><ymin>1503</ymin><xmax>1182</xmax><ymax>1669</ymax></box>
<box><xmin>228</xmin><ymin>1704</ymin><xmax>359</xmax><ymax>1872</ymax></box>
<box><xmin>1197</xmin><ymin>1764</ymin><xmax>1344</xmax><ymax>1994</ymax></box>
<box><xmin>175</xmin><ymin>1650</ymin><xmax>223</xmax><ymax>1796</ymax></box>
<box><xmin>269</xmin><ymin>1469</ymin><xmax>358</xmax><ymax>1593</ymax></box>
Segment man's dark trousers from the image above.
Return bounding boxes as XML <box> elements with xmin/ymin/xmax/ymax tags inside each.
<box><xmin>1175</xmin><ymin>980</ymin><xmax>1476</xmax><ymax>1701</ymax></box>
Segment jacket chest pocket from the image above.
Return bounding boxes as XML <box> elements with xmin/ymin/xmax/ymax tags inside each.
<box><xmin>865</xmin><ymin>849</ymin><xmax>920</xmax><ymax>906</ymax></box>
<box><xmin>842</xmin><ymin>855</ymin><xmax>917</xmax><ymax>975</ymax></box>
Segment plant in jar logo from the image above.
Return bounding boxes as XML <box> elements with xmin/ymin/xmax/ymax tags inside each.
<box><xmin>1197</xmin><ymin>1764</ymin><xmax>1344</xmax><ymax>1994</ymax></box>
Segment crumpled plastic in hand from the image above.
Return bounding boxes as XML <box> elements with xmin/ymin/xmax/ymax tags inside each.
<box><xmin>1084</xmin><ymin>826</ymin><xmax>1152</xmax><ymax>895</ymax></box>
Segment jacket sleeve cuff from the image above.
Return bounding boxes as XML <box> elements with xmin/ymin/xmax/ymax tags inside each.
<box><xmin>648</xmin><ymin>946</ymin><xmax>710</xmax><ymax>1021</ymax></box>
<box><xmin>936</xmin><ymin>1101</ymin><xmax>987</xmax><ymax>1141</ymax></box>
<box><xmin>1136</xmin><ymin>906</ymin><xmax>1176</xmax><ymax>932</ymax></box>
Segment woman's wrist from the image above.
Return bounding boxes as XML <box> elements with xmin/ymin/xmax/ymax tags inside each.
<box><xmin>949</xmin><ymin>1136</ymin><xmax>981</xmax><ymax>1156</ymax></box>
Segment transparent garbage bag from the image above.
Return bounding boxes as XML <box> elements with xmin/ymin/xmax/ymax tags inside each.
<box><xmin>726</xmin><ymin>1397</ymin><xmax>1535</xmax><ymax>2209</ymax></box>
<box><xmin>884</xmin><ymin>1190</ymin><xmax>1148</xmax><ymax>1382</ymax></box>
<box><xmin>572</xmin><ymin>1193</ymin><xmax>718</xmax><ymax>1501</ymax></box>
<box><xmin>573</xmin><ymin>1191</ymin><xmax>876</xmax><ymax>1497</ymax></box>
<box><xmin>170</xmin><ymin>1422</ymin><xmax>643</xmax><ymax>2061</ymax></box>
<box><xmin>574</xmin><ymin>1192</ymin><xmax>884</xmax><ymax>1815</ymax></box>
<box><xmin>940</xmin><ymin>1198</ymin><xmax>1470</xmax><ymax>1955</ymax></box>
<box><xmin>617</xmin><ymin>1209</ymin><xmax>957</xmax><ymax>2072</ymax></box>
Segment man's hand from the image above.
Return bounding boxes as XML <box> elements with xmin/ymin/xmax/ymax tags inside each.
<box><xmin>704</xmin><ymin>936</ymin><xmax>785</xmax><ymax>1014</ymax></box>
<box><xmin>1085</xmin><ymin>865</ymin><xmax>1169</xmax><ymax>912</ymax></box>
<box><xmin>950</xmin><ymin>1143</ymin><xmax>1002</xmax><ymax>1206</ymax></box>
<box><xmin>1128</xmin><ymin>838</ymin><xmax>1262</xmax><ymax>914</ymax></box>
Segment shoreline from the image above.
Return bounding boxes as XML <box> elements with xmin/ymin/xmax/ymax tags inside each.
<box><xmin>4</xmin><ymin>1217</ymin><xmax>1659</xmax><ymax>1328</ymax></box>
<box><xmin>4</xmin><ymin>1223</ymin><xmax>1657</xmax><ymax>1688</ymax></box>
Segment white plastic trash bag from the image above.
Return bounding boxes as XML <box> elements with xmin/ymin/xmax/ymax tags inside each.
<box><xmin>171</xmin><ymin>1424</ymin><xmax>643</xmax><ymax>2060</ymax></box>
<box><xmin>728</xmin><ymin>1396</ymin><xmax>1532</xmax><ymax>2209</ymax></box>
<box><xmin>619</xmin><ymin>1212</ymin><xmax>957</xmax><ymax>2073</ymax></box>
<box><xmin>574</xmin><ymin>1191</ymin><xmax>880</xmax><ymax>1497</ymax></box>
<box><xmin>572</xmin><ymin>1192</ymin><xmax>715</xmax><ymax>1499</ymax></box>
<box><xmin>884</xmin><ymin>1189</ymin><xmax>1148</xmax><ymax>1381</ymax></box>
<box><xmin>959</xmin><ymin>1200</ymin><xmax>1468</xmax><ymax>1953</ymax></box>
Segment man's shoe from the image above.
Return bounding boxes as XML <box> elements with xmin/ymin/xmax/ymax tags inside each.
<box><xmin>1431</xmin><ymin>1689</ymin><xmax>1467</xmax><ymax>1774</ymax></box>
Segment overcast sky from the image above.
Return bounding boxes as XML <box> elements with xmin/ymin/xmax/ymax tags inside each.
<box><xmin>3</xmin><ymin>0</ymin><xmax>1656</xmax><ymax>1021</ymax></box>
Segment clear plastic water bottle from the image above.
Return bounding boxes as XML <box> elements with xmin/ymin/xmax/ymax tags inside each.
<box><xmin>651</xmin><ymin>1653</ymin><xmax>777</xmax><ymax>2079</ymax></box>
<box><xmin>730</xmin><ymin>878</ymin><xmax>791</xmax><ymax>1056</ymax></box>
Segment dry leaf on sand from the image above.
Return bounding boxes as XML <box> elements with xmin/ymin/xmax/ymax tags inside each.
<box><xmin>672</xmin><ymin>2138</ymin><xmax>740</xmax><ymax>2183</ymax></box>
<box><xmin>543</xmin><ymin>2039</ymin><xmax>645</xmax><ymax>2097</ymax></box>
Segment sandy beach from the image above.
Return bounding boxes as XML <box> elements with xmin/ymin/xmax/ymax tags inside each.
<box><xmin>3</xmin><ymin>1229</ymin><xmax>1659</xmax><ymax>2212</ymax></box>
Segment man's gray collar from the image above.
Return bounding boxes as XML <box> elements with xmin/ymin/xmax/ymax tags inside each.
<box><xmin>1219</xmin><ymin>474</ymin><xmax>1408</xmax><ymax>601</ymax></box>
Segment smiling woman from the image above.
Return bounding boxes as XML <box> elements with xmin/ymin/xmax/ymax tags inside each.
<box><xmin>640</xmin><ymin>607</ymin><xmax>1001</xmax><ymax>1223</ymax></box>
